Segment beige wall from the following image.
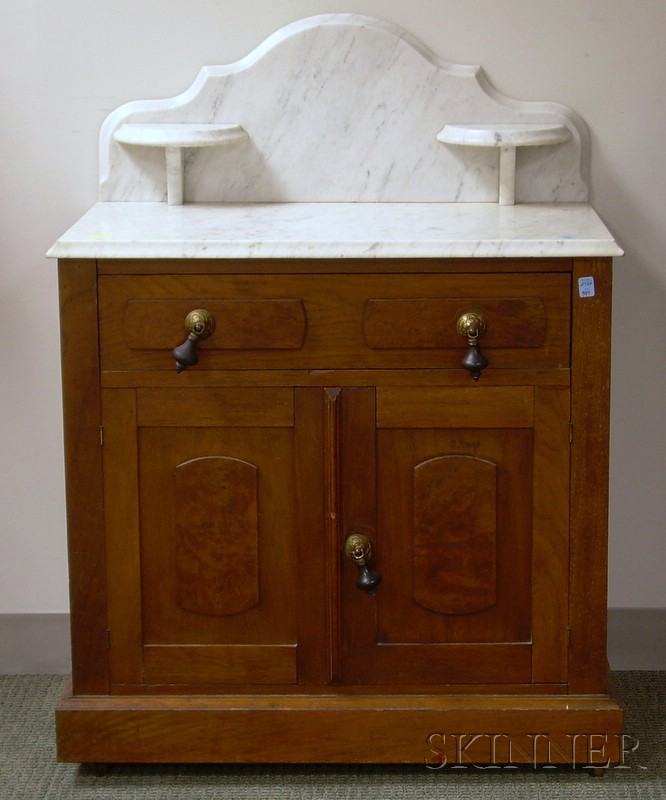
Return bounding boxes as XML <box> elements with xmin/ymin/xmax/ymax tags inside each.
<box><xmin>1</xmin><ymin>0</ymin><xmax>664</xmax><ymax>612</ymax></box>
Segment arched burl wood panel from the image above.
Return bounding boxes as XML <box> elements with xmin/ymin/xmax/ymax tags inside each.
<box><xmin>413</xmin><ymin>455</ymin><xmax>497</xmax><ymax>615</ymax></box>
<box><xmin>175</xmin><ymin>456</ymin><xmax>259</xmax><ymax>617</ymax></box>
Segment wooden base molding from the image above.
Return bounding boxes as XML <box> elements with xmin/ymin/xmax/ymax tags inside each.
<box><xmin>57</xmin><ymin>687</ymin><xmax>623</xmax><ymax>766</ymax></box>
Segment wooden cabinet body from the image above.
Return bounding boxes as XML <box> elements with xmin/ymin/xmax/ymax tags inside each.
<box><xmin>56</xmin><ymin>256</ymin><xmax>622</xmax><ymax>766</ymax></box>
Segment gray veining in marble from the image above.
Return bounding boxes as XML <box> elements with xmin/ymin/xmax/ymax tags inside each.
<box><xmin>47</xmin><ymin>202</ymin><xmax>622</xmax><ymax>259</ymax></box>
<box><xmin>99</xmin><ymin>15</ymin><xmax>589</xmax><ymax>205</ymax></box>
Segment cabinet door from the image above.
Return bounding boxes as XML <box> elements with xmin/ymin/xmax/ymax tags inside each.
<box><xmin>102</xmin><ymin>387</ymin><xmax>325</xmax><ymax>688</ymax></box>
<box><xmin>340</xmin><ymin>386</ymin><xmax>570</xmax><ymax>686</ymax></box>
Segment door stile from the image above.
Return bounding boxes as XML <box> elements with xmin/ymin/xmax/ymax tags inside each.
<box><xmin>323</xmin><ymin>388</ymin><xmax>343</xmax><ymax>683</ymax></box>
<box><xmin>339</xmin><ymin>387</ymin><xmax>379</xmax><ymax>684</ymax></box>
<box><xmin>294</xmin><ymin>388</ymin><xmax>329</xmax><ymax>684</ymax></box>
<box><xmin>531</xmin><ymin>386</ymin><xmax>570</xmax><ymax>682</ymax></box>
<box><xmin>101</xmin><ymin>388</ymin><xmax>144</xmax><ymax>685</ymax></box>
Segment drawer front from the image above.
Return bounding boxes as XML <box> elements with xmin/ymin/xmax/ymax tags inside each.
<box><xmin>99</xmin><ymin>273</ymin><xmax>570</xmax><ymax>371</ymax></box>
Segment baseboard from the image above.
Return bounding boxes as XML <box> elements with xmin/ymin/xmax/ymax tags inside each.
<box><xmin>0</xmin><ymin>614</ymin><xmax>71</xmax><ymax>674</ymax></box>
<box><xmin>607</xmin><ymin>608</ymin><xmax>666</xmax><ymax>670</ymax></box>
<box><xmin>0</xmin><ymin>609</ymin><xmax>664</xmax><ymax>674</ymax></box>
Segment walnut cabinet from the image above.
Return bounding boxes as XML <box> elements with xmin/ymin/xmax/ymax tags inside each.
<box><xmin>56</xmin><ymin>256</ymin><xmax>623</xmax><ymax>766</ymax></box>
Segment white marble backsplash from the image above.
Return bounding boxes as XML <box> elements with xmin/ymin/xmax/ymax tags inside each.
<box><xmin>99</xmin><ymin>14</ymin><xmax>589</xmax><ymax>204</ymax></box>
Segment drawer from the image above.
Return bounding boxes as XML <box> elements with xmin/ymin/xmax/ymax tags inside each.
<box><xmin>98</xmin><ymin>273</ymin><xmax>570</xmax><ymax>372</ymax></box>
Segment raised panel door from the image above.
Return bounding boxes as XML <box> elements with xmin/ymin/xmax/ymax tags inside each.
<box><xmin>340</xmin><ymin>385</ymin><xmax>570</xmax><ymax>686</ymax></box>
<box><xmin>102</xmin><ymin>386</ymin><xmax>326</xmax><ymax>689</ymax></box>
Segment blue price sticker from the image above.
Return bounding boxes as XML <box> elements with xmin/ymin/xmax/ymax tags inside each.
<box><xmin>578</xmin><ymin>276</ymin><xmax>595</xmax><ymax>298</ymax></box>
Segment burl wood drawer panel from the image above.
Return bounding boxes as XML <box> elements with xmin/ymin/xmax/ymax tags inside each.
<box><xmin>98</xmin><ymin>273</ymin><xmax>570</xmax><ymax>371</ymax></box>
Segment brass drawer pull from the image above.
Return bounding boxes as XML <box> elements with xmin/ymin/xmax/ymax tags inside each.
<box><xmin>456</xmin><ymin>309</ymin><xmax>489</xmax><ymax>381</ymax></box>
<box><xmin>172</xmin><ymin>309</ymin><xmax>216</xmax><ymax>372</ymax></box>
<box><xmin>344</xmin><ymin>533</ymin><xmax>382</xmax><ymax>595</ymax></box>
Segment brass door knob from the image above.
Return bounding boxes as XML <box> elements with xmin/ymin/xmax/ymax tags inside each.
<box><xmin>172</xmin><ymin>309</ymin><xmax>216</xmax><ymax>372</ymax></box>
<box><xmin>344</xmin><ymin>533</ymin><xmax>382</xmax><ymax>595</ymax></box>
<box><xmin>456</xmin><ymin>309</ymin><xmax>489</xmax><ymax>381</ymax></box>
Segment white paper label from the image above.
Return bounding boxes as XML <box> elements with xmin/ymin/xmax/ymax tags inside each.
<box><xmin>578</xmin><ymin>276</ymin><xmax>596</xmax><ymax>298</ymax></box>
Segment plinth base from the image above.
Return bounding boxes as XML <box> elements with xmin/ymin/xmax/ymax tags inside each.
<box><xmin>57</xmin><ymin>686</ymin><xmax>623</xmax><ymax>767</ymax></box>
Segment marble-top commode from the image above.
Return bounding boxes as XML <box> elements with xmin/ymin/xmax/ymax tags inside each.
<box><xmin>47</xmin><ymin>201</ymin><xmax>622</xmax><ymax>259</ymax></box>
<box><xmin>48</xmin><ymin>14</ymin><xmax>621</xmax><ymax>259</ymax></box>
<box><xmin>50</xmin><ymin>15</ymin><xmax>625</xmax><ymax>772</ymax></box>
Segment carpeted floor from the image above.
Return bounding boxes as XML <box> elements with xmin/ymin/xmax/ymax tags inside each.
<box><xmin>0</xmin><ymin>673</ymin><xmax>664</xmax><ymax>799</ymax></box>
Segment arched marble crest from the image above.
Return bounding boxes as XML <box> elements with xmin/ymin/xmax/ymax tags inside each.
<box><xmin>99</xmin><ymin>14</ymin><xmax>588</xmax><ymax>204</ymax></box>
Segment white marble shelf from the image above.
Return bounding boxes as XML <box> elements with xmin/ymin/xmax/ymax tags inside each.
<box><xmin>47</xmin><ymin>202</ymin><xmax>622</xmax><ymax>260</ymax></box>
<box><xmin>113</xmin><ymin>123</ymin><xmax>247</xmax><ymax>147</ymax></box>
<box><xmin>113</xmin><ymin>123</ymin><xmax>247</xmax><ymax>205</ymax></box>
<box><xmin>438</xmin><ymin>123</ymin><xmax>570</xmax><ymax>148</ymax></box>
<box><xmin>438</xmin><ymin>124</ymin><xmax>571</xmax><ymax>206</ymax></box>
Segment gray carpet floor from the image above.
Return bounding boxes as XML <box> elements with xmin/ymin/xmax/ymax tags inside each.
<box><xmin>0</xmin><ymin>673</ymin><xmax>664</xmax><ymax>799</ymax></box>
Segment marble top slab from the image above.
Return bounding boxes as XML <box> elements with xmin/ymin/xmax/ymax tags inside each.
<box><xmin>47</xmin><ymin>202</ymin><xmax>622</xmax><ymax>259</ymax></box>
